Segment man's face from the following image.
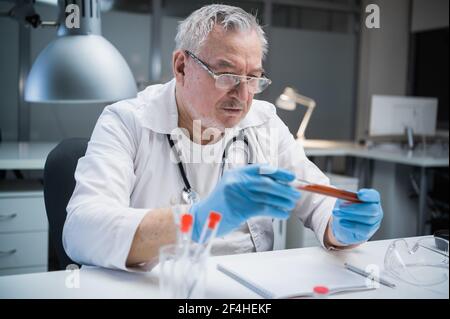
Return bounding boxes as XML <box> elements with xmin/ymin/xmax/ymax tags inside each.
<box><xmin>179</xmin><ymin>26</ymin><xmax>264</xmax><ymax>130</ymax></box>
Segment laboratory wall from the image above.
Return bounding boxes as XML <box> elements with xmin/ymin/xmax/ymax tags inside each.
<box><xmin>266</xmin><ymin>28</ymin><xmax>356</xmax><ymax>141</ymax></box>
<box><xmin>0</xmin><ymin>2</ymin><xmax>19</xmax><ymax>142</ymax></box>
<box><xmin>355</xmin><ymin>0</ymin><xmax>411</xmax><ymax>142</ymax></box>
<box><xmin>411</xmin><ymin>0</ymin><xmax>449</xmax><ymax>33</ymax></box>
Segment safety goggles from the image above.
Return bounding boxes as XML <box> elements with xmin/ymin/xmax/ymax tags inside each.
<box><xmin>384</xmin><ymin>236</ymin><xmax>449</xmax><ymax>287</ymax></box>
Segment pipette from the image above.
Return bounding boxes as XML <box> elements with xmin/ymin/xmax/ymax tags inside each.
<box><xmin>290</xmin><ymin>179</ymin><xmax>362</xmax><ymax>203</ymax></box>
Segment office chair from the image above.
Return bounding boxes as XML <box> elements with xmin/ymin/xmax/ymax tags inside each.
<box><xmin>44</xmin><ymin>138</ymin><xmax>88</xmax><ymax>270</ymax></box>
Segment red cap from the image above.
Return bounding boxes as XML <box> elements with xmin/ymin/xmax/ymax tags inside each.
<box><xmin>207</xmin><ymin>211</ymin><xmax>222</xmax><ymax>229</ymax></box>
<box><xmin>180</xmin><ymin>214</ymin><xmax>193</xmax><ymax>233</ymax></box>
<box><xmin>313</xmin><ymin>286</ymin><xmax>329</xmax><ymax>295</ymax></box>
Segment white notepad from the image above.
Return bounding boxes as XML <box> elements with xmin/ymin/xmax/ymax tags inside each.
<box><xmin>217</xmin><ymin>253</ymin><xmax>373</xmax><ymax>298</ymax></box>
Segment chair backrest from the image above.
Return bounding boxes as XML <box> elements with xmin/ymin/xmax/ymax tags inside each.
<box><xmin>44</xmin><ymin>138</ymin><xmax>88</xmax><ymax>269</ymax></box>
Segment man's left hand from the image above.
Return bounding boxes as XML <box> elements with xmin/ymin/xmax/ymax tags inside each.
<box><xmin>331</xmin><ymin>188</ymin><xmax>383</xmax><ymax>245</ymax></box>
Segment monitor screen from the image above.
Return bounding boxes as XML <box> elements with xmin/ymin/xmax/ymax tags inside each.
<box><xmin>369</xmin><ymin>95</ymin><xmax>438</xmax><ymax>137</ymax></box>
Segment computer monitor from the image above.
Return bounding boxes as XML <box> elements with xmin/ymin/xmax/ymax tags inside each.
<box><xmin>369</xmin><ymin>95</ymin><xmax>438</xmax><ymax>137</ymax></box>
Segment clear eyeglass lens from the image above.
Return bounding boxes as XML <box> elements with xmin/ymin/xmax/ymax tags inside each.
<box><xmin>215</xmin><ymin>74</ymin><xmax>239</xmax><ymax>89</ymax></box>
<box><xmin>215</xmin><ymin>74</ymin><xmax>270</xmax><ymax>94</ymax></box>
<box><xmin>384</xmin><ymin>237</ymin><xmax>449</xmax><ymax>287</ymax></box>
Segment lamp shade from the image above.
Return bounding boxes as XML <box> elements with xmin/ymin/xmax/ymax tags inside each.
<box><xmin>25</xmin><ymin>34</ymin><xmax>137</xmax><ymax>103</ymax></box>
<box><xmin>275</xmin><ymin>94</ymin><xmax>296</xmax><ymax>110</ymax></box>
<box><xmin>275</xmin><ymin>87</ymin><xmax>298</xmax><ymax>110</ymax></box>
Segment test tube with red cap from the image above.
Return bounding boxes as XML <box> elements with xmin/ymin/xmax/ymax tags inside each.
<box><xmin>197</xmin><ymin>211</ymin><xmax>222</xmax><ymax>245</ymax></box>
<box><xmin>202</xmin><ymin>212</ymin><xmax>222</xmax><ymax>257</ymax></box>
<box><xmin>179</xmin><ymin>213</ymin><xmax>193</xmax><ymax>249</ymax></box>
<box><xmin>185</xmin><ymin>212</ymin><xmax>222</xmax><ymax>299</ymax></box>
<box><xmin>193</xmin><ymin>211</ymin><xmax>222</xmax><ymax>260</ymax></box>
<box><xmin>312</xmin><ymin>286</ymin><xmax>330</xmax><ymax>298</ymax></box>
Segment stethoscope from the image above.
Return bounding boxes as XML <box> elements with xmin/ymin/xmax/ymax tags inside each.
<box><xmin>166</xmin><ymin>130</ymin><xmax>253</xmax><ymax>205</ymax></box>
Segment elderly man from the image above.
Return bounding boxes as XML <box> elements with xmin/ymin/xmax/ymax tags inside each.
<box><xmin>63</xmin><ymin>4</ymin><xmax>383</xmax><ymax>270</ymax></box>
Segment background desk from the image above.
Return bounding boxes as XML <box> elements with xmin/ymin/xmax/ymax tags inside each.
<box><xmin>303</xmin><ymin>140</ymin><xmax>449</xmax><ymax>237</ymax></box>
<box><xmin>0</xmin><ymin>237</ymin><xmax>447</xmax><ymax>299</ymax></box>
<box><xmin>0</xmin><ymin>143</ymin><xmax>55</xmax><ymax>275</ymax></box>
<box><xmin>0</xmin><ymin>142</ymin><xmax>57</xmax><ymax>170</ymax></box>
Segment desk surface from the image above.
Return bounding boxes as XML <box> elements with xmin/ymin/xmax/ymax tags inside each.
<box><xmin>0</xmin><ymin>237</ymin><xmax>447</xmax><ymax>299</ymax></box>
<box><xmin>0</xmin><ymin>141</ymin><xmax>448</xmax><ymax>170</ymax></box>
<box><xmin>302</xmin><ymin>140</ymin><xmax>449</xmax><ymax>167</ymax></box>
<box><xmin>0</xmin><ymin>142</ymin><xmax>56</xmax><ymax>170</ymax></box>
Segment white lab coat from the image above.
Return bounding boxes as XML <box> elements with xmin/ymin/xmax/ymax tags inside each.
<box><xmin>63</xmin><ymin>79</ymin><xmax>335</xmax><ymax>271</ymax></box>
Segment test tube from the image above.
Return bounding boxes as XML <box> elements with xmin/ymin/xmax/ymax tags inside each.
<box><xmin>193</xmin><ymin>212</ymin><xmax>222</xmax><ymax>260</ymax></box>
<box><xmin>197</xmin><ymin>211</ymin><xmax>222</xmax><ymax>245</ymax></box>
<box><xmin>201</xmin><ymin>212</ymin><xmax>222</xmax><ymax>256</ymax></box>
<box><xmin>179</xmin><ymin>213</ymin><xmax>193</xmax><ymax>248</ymax></box>
<box><xmin>291</xmin><ymin>179</ymin><xmax>362</xmax><ymax>203</ymax></box>
<box><xmin>177</xmin><ymin>213</ymin><xmax>193</xmax><ymax>297</ymax></box>
<box><xmin>179</xmin><ymin>214</ymin><xmax>194</xmax><ymax>263</ymax></box>
<box><xmin>186</xmin><ymin>212</ymin><xmax>222</xmax><ymax>299</ymax></box>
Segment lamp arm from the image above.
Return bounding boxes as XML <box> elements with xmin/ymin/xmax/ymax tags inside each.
<box><xmin>294</xmin><ymin>94</ymin><xmax>316</xmax><ymax>109</ymax></box>
<box><xmin>297</xmin><ymin>106</ymin><xmax>315</xmax><ymax>139</ymax></box>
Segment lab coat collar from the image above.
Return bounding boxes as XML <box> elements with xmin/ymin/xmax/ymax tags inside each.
<box><xmin>136</xmin><ymin>78</ymin><xmax>274</xmax><ymax>134</ymax></box>
<box><xmin>136</xmin><ymin>79</ymin><xmax>179</xmax><ymax>134</ymax></box>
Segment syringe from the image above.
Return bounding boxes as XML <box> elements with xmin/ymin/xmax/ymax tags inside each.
<box><xmin>291</xmin><ymin>179</ymin><xmax>362</xmax><ymax>203</ymax></box>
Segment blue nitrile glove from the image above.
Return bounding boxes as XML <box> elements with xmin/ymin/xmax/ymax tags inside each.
<box><xmin>331</xmin><ymin>188</ymin><xmax>383</xmax><ymax>245</ymax></box>
<box><xmin>189</xmin><ymin>164</ymin><xmax>301</xmax><ymax>242</ymax></box>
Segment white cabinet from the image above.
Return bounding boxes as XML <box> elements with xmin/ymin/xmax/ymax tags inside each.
<box><xmin>0</xmin><ymin>181</ymin><xmax>48</xmax><ymax>275</ymax></box>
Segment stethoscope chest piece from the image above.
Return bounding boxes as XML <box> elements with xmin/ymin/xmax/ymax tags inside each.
<box><xmin>181</xmin><ymin>187</ymin><xmax>200</xmax><ymax>205</ymax></box>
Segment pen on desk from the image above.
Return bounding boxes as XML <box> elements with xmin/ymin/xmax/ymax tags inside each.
<box><xmin>344</xmin><ymin>263</ymin><xmax>396</xmax><ymax>288</ymax></box>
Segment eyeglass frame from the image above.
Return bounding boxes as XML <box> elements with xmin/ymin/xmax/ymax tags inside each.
<box><xmin>184</xmin><ymin>50</ymin><xmax>272</xmax><ymax>94</ymax></box>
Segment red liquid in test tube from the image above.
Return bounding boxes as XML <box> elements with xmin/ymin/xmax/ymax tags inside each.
<box><xmin>292</xmin><ymin>180</ymin><xmax>362</xmax><ymax>203</ymax></box>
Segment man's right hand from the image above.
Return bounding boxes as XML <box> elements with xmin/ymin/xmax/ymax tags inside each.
<box><xmin>189</xmin><ymin>164</ymin><xmax>301</xmax><ymax>241</ymax></box>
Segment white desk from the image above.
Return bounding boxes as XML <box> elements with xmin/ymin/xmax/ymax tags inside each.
<box><xmin>0</xmin><ymin>237</ymin><xmax>447</xmax><ymax>299</ymax></box>
<box><xmin>302</xmin><ymin>139</ymin><xmax>449</xmax><ymax>167</ymax></box>
<box><xmin>0</xmin><ymin>142</ymin><xmax>57</xmax><ymax>170</ymax></box>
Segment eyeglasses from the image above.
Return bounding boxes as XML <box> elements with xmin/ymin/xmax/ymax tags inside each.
<box><xmin>185</xmin><ymin>50</ymin><xmax>272</xmax><ymax>94</ymax></box>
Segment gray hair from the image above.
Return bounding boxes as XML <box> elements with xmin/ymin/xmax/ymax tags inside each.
<box><xmin>175</xmin><ymin>4</ymin><xmax>268</xmax><ymax>59</ymax></box>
